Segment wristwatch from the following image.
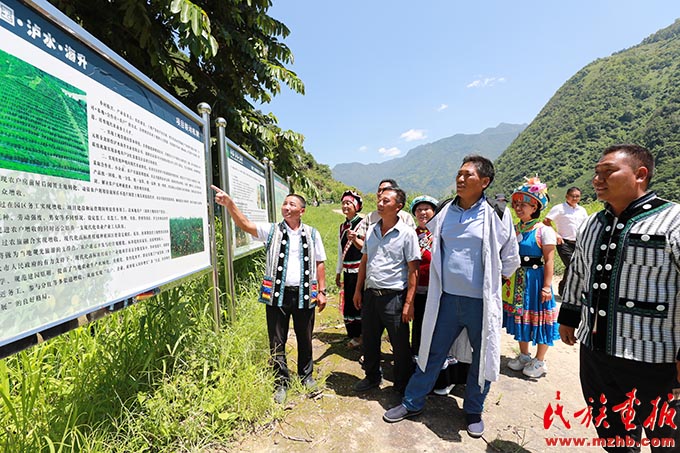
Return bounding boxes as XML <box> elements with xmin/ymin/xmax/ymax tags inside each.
<box><xmin>319</xmin><ymin>288</ymin><xmax>327</xmax><ymax>296</ymax></box>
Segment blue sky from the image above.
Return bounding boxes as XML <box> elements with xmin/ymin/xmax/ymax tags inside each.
<box><xmin>261</xmin><ymin>1</ymin><xmax>680</xmax><ymax>167</ymax></box>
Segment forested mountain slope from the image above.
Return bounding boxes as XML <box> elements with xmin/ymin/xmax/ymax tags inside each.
<box><xmin>492</xmin><ymin>19</ymin><xmax>680</xmax><ymax>202</ymax></box>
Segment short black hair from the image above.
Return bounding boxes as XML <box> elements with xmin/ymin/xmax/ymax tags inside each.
<box><xmin>286</xmin><ymin>193</ymin><xmax>306</xmax><ymax>208</ymax></box>
<box><xmin>602</xmin><ymin>144</ymin><xmax>654</xmax><ymax>187</ymax></box>
<box><xmin>378</xmin><ymin>178</ymin><xmax>398</xmax><ymax>188</ymax></box>
<box><xmin>462</xmin><ymin>155</ymin><xmax>495</xmax><ymax>185</ymax></box>
<box><xmin>566</xmin><ymin>187</ymin><xmax>581</xmax><ymax>196</ymax></box>
<box><xmin>381</xmin><ymin>186</ymin><xmax>406</xmax><ymax>208</ymax></box>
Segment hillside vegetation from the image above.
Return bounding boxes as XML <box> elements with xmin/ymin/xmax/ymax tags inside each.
<box><xmin>492</xmin><ymin>19</ymin><xmax>680</xmax><ymax>202</ymax></box>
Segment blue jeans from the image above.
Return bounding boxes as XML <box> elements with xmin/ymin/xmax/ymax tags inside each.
<box><xmin>402</xmin><ymin>292</ymin><xmax>491</xmax><ymax>415</ymax></box>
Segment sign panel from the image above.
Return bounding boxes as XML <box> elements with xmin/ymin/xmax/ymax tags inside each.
<box><xmin>227</xmin><ymin>143</ymin><xmax>268</xmax><ymax>258</ymax></box>
<box><xmin>0</xmin><ymin>0</ymin><xmax>211</xmax><ymax>347</ymax></box>
<box><xmin>273</xmin><ymin>173</ymin><xmax>290</xmax><ymax>223</ymax></box>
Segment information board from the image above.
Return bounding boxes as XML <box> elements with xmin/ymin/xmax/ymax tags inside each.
<box><xmin>273</xmin><ymin>173</ymin><xmax>290</xmax><ymax>223</ymax></box>
<box><xmin>0</xmin><ymin>0</ymin><xmax>211</xmax><ymax>348</ymax></box>
<box><xmin>227</xmin><ymin>143</ymin><xmax>268</xmax><ymax>258</ymax></box>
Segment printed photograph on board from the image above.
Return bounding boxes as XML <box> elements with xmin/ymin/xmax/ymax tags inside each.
<box><xmin>0</xmin><ymin>48</ymin><xmax>89</xmax><ymax>181</ymax></box>
<box><xmin>169</xmin><ymin>217</ymin><xmax>205</xmax><ymax>258</ymax></box>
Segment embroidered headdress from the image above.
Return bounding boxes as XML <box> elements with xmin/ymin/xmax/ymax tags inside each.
<box><xmin>511</xmin><ymin>176</ymin><xmax>549</xmax><ymax>210</ymax></box>
<box><xmin>341</xmin><ymin>190</ymin><xmax>363</xmax><ymax>212</ymax></box>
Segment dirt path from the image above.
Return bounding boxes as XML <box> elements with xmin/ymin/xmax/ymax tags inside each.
<box><xmin>230</xmin><ymin>286</ymin><xmax>648</xmax><ymax>452</ymax></box>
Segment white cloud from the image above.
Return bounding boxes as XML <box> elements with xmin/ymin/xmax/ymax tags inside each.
<box><xmin>437</xmin><ymin>103</ymin><xmax>448</xmax><ymax>112</ymax></box>
<box><xmin>358</xmin><ymin>145</ymin><xmax>368</xmax><ymax>152</ymax></box>
<box><xmin>466</xmin><ymin>76</ymin><xmax>507</xmax><ymax>89</ymax></box>
<box><xmin>378</xmin><ymin>146</ymin><xmax>401</xmax><ymax>157</ymax></box>
<box><xmin>399</xmin><ymin>129</ymin><xmax>427</xmax><ymax>142</ymax></box>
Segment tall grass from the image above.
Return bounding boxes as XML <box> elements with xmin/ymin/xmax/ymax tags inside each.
<box><xmin>0</xmin><ymin>232</ymin><xmax>279</xmax><ymax>451</ymax></box>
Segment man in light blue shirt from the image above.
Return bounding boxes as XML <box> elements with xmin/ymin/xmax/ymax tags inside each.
<box><xmin>384</xmin><ymin>155</ymin><xmax>520</xmax><ymax>439</ymax></box>
<box><xmin>353</xmin><ymin>186</ymin><xmax>420</xmax><ymax>394</ymax></box>
<box><xmin>441</xmin><ymin>199</ymin><xmax>485</xmax><ymax>299</ymax></box>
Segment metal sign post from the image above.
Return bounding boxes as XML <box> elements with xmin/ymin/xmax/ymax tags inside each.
<box><xmin>198</xmin><ymin>102</ymin><xmax>221</xmax><ymax>333</ymax></box>
<box><xmin>215</xmin><ymin>117</ymin><xmax>237</xmax><ymax>322</ymax></box>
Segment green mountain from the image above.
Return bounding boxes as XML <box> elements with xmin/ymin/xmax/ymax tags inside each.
<box><xmin>332</xmin><ymin>123</ymin><xmax>526</xmax><ymax>198</ymax></box>
<box><xmin>492</xmin><ymin>19</ymin><xmax>680</xmax><ymax>202</ymax></box>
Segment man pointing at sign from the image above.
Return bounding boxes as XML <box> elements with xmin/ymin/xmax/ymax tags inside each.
<box><xmin>211</xmin><ymin>185</ymin><xmax>327</xmax><ymax>404</ymax></box>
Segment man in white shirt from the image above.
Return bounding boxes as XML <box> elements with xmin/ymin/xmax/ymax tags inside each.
<box><xmin>543</xmin><ymin>187</ymin><xmax>588</xmax><ymax>296</ymax></box>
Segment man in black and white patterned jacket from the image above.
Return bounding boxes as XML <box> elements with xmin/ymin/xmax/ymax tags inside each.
<box><xmin>558</xmin><ymin>144</ymin><xmax>680</xmax><ymax>453</ymax></box>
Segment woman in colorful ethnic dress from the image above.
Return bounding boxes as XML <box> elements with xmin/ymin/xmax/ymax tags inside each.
<box><xmin>335</xmin><ymin>190</ymin><xmax>364</xmax><ymax>349</ymax></box>
<box><xmin>502</xmin><ymin>177</ymin><xmax>560</xmax><ymax>378</ymax></box>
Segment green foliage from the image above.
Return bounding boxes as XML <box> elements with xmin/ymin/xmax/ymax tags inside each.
<box><xmin>0</xmin><ymin>261</ymin><xmax>278</xmax><ymax>452</ymax></box>
<box><xmin>492</xmin><ymin>19</ymin><xmax>680</xmax><ymax>202</ymax></box>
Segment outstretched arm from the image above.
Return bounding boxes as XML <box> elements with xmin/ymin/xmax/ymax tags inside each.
<box><xmin>211</xmin><ymin>185</ymin><xmax>257</xmax><ymax>237</ymax></box>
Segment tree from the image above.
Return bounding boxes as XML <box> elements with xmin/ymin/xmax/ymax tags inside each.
<box><xmin>48</xmin><ymin>0</ymin><xmax>311</xmax><ymax>186</ymax></box>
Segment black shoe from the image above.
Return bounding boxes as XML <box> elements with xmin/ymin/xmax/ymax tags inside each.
<box><xmin>393</xmin><ymin>384</ymin><xmax>406</xmax><ymax>396</ymax></box>
<box><xmin>353</xmin><ymin>377</ymin><xmax>381</xmax><ymax>392</ymax></box>
<box><xmin>383</xmin><ymin>404</ymin><xmax>423</xmax><ymax>423</ymax></box>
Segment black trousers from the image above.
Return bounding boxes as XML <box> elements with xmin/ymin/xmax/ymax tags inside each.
<box><xmin>411</xmin><ymin>291</ymin><xmax>427</xmax><ymax>356</ymax></box>
<box><xmin>556</xmin><ymin>240</ymin><xmax>576</xmax><ymax>295</ymax></box>
<box><xmin>579</xmin><ymin>345</ymin><xmax>680</xmax><ymax>453</ymax></box>
<box><xmin>342</xmin><ymin>272</ymin><xmax>362</xmax><ymax>338</ymax></box>
<box><xmin>265</xmin><ymin>289</ymin><xmax>315</xmax><ymax>387</ymax></box>
<box><xmin>361</xmin><ymin>289</ymin><xmax>414</xmax><ymax>391</ymax></box>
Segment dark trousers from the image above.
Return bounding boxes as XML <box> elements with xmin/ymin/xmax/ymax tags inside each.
<box><xmin>361</xmin><ymin>289</ymin><xmax>414</xmax><ymax>391</ymax></box>
<box><xmin>411</xmin><ymin>291</ymin><xmax>427</xmax><ymax>355</ymax></box>
<box><xmin>342</xmin><ymin>272</ymin><xmax>362</xmax><ymax>338</ymax></box>
<box><xmin>265</xmin><ymin>290</ymin><xmax>315</xmax><ymax>387</ymax></box>
<box><xmin>579</xmin><ymin>345</ymin><xmax>680</xmax><ymax>453</ymax></box>
<box><xmin>556</xmin><ymin>240</ymin><xmax>576</xmax><ymax>295</ymax></box>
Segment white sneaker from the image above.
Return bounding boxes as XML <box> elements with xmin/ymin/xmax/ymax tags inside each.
<box><xmin>433</xmin><ymin>384</ymin><xmax>455</xmax><ymax>396</ymax></box>
<box><xmin>522</xmin><ymin>358</ymin><xmax>547</xmax><ymax>378</ymax></box>
<box><xmin>507</xmin><ymin>353</ymin><xmax>532</xmax><ymax>371</ymax></box>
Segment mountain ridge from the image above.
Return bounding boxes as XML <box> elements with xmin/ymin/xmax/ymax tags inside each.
<box><xmin>332</xmin><ymin>123</ymin><xmax>526</xmax><ymax>197</ymax></box>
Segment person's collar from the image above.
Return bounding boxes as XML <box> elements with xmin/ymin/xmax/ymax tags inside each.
<box><xmin>284</xmin><ymin>218</ymin><xmax>302</xmax><ymax>231</ymax></box>
<box><xmin>604</xmin><ymin>191</ymin><xmax>657</xmax><ymax>220</ymax></box>
<box><xmin>376</xmin><ymin>216</ymin><xmax>401</xmax><ymax>233</ymax></box>
<box><xmin>452</xmin><ymin>193</ymin><xmax>485</xmax><ymax>210</ymax></box>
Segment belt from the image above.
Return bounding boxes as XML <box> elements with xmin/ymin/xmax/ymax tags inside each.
<box><xmin>366</xmin><ymin>288</ymin><xmax>403</xmax><ymax>297</ymax></box>
<box><xmin>520</xmin><ymin>256</ymin><xmax>543</xmax><ymax>268</ymax></box>
<box><xmin>562</xmin><ymin>239</ymin><xmax>576</xmax><ymax>244</ymax></box>
<box><xmin>284</xmin><ymin>286</ymin><xmax>300</xmax><ymax>293</ymax></box>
